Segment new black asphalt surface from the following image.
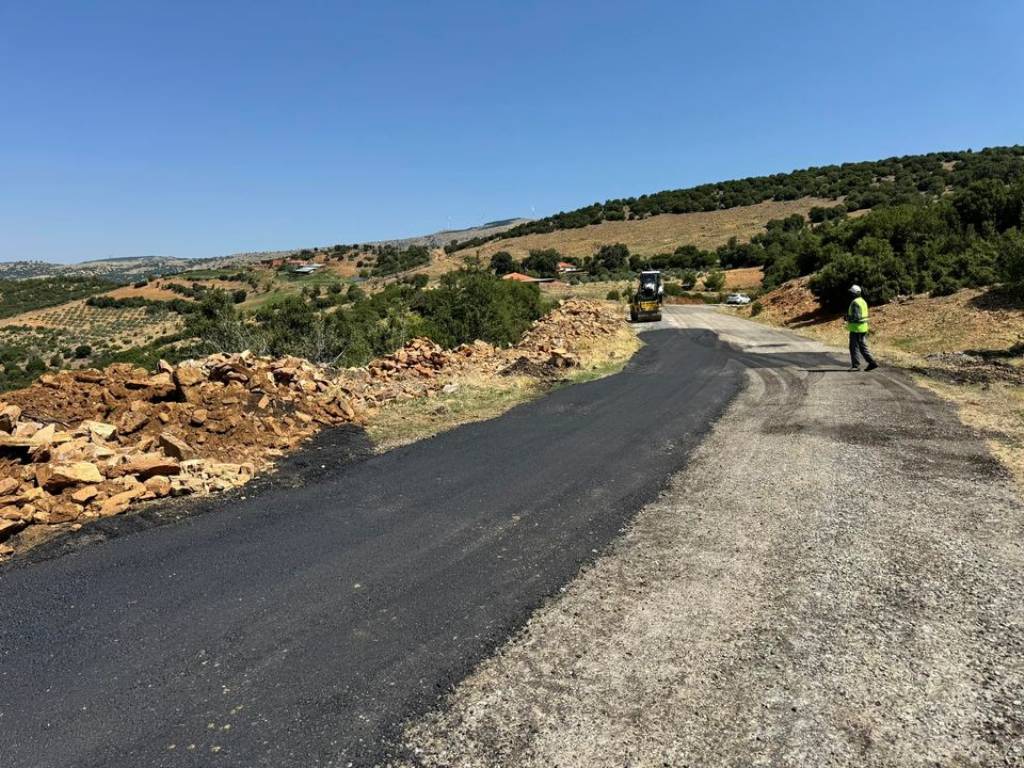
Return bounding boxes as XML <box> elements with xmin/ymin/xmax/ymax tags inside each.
<box><xmin>2</xmin><ymin>328</ymin><xmax>751</xmax><ymax>768</ymax></box>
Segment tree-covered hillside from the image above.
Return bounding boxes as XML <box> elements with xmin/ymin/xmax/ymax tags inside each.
<box><xmin>449</xmin><ymin>146</ymin><xmax>1024</xmax><ymax>253</ymax></box>
<box><xmin>0</xmin><ymin>276</ymin><xmax>115</xmax><ymax>319</ymax></box>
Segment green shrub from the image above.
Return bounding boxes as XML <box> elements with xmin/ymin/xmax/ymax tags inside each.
<box><xmin>750</xmin><ymin>301</ymin><xmax>763</xmax><ymax>316</ymax></box>
<box><xmin>521</xmin><ymin>248</ymin><xmax>561</xmax><ymax>277</ymax></box>
<box><xmin>490</xmin><ymin>251</ymin><xmax>516</xmax><ymax>275</ymax></box>
<box><xmin>703</xmin><ymin>270</ymin><xmax>726</xmax><ymax>292</ymax></box>
<box><xmin>605</xmin><ymin>289</ymin><xmax>620</xmax><ymax>301</ymax></box>
<box><xmin>415</xmin><ymin>270</ymin><xmax>545</xmax><ymax>348</ymax></box>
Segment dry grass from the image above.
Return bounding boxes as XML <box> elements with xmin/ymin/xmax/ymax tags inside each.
<box><xmin>449</xmin><ymin>198</ymin><xmax>839</xmax><ymax>264</ymax></box>
<box><xmin>917</xmin><ymin>379</ymin><xmax>1024</xmax><ymax>489</ymax></box>
<box><xmin>367</xmin><ymin>310</ymin><xmax>641</xmax><ymax>451</ymax></box>
<box><xmin>723</xmin><ymin>267</ymin><xmax>764</xmax><ymax>290</ymax></box>
<box><xmin>105</xmin><ymin>284</ymin><xmax>189</xmax><ymax>302</ymax></box>
<box><xmin>745</xmin><ymin>280</ymin><xmax>1024</xmax><ymax>357</ymax></box>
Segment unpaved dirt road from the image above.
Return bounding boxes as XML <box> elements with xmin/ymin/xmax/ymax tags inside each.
<box><xmin>393</xmin><ymin>306</ymin><xmax>1024</xmax><ymax>767</ymax></box>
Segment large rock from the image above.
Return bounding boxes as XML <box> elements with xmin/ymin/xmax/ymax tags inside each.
<box><xmin>81</xmin><ymin>420</ymin><xmax>117</xmax><ymax>440</ymax></box>
<box><xmin>158</xmin><ymin>432</ymin><xmax>195</xmax><ymax>460</ymax></box>
<box><xmin>70</xmin><ymin>485</ymin><xmax>100</xmax><ymax>504</ymax></box>
<box><xmin>0</xmin><ymin>404</ymin><xmax>22</xmax><ymax>433</ymax></box>
<box><xmin>96</xmin><ymin>486</ymin><xmax>147</xmax><ymax>517</ymax></box>
<box><xmin>115</xmin><ymin>453</ymin><xmax>181</xmax><ymax>480</ymax></box>
<box><xmin>0</xmin><ymin>518</ymin><xmax>27</xmax><ymax>539</ymax></box>
<box><xmin>35</xmin><ymin>461</ymin><xmax>104</xmax><ymax>491</ymax></box>
<box><xmin>174</xmin><ymin>366</ymin><xmax>206</xmax><ymax>388</ymax></box>
<box><xmin>0</xmin><ymin>477</ymin><xmax>19</xmax><ymax>496</ymax></box>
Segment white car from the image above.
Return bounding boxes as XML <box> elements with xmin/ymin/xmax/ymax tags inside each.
<box><xmin>725</xmin><ymin>292</ymin><xmax>751</xmax><ymax>305</ymax></box>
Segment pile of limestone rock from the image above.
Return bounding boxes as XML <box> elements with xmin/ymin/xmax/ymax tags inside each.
<box><xmin>0</xmin><ymin>299</ymin><xmax>622</xmax><ymax>556</ymax></box>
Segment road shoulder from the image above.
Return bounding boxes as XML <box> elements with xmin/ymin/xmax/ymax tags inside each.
<box><xmin>389</xmin><ymin>310</ymin><xmax>1024</xmax><ymax>767</ymax></box>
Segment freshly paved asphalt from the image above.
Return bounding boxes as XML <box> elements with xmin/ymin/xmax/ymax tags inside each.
<box><xmin>1</xmin><ymin>325</ymin><xmax>754</xmax><ymax>767</ymax></box>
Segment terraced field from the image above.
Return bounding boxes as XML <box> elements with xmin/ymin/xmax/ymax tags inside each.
<box><xmin>0</xmin><ymin>300</ymin><xmax>182</xmax><ymax>360</ymax></box>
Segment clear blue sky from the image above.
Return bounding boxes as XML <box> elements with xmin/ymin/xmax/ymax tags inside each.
<box><xmin>2</xmin><ymin>1</ymin><xmax>1022</xmax><ymax>263</ymax></box>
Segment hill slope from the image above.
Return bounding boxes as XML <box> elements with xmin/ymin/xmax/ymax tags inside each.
<box><xmin>450</xmin><ymin>198</ymin><xmax>836</xmax><ymax>262</ymax></box>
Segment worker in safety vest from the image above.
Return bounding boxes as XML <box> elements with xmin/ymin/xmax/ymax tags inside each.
<box><xmin>847</xmin><ymin>284</ymin><xmax>878</xmax><ymax>371</ymax></box>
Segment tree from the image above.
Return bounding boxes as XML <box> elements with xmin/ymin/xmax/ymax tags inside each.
<box><xmin>521</xmin><ymin>248</ymin><xmax>560</xmax><ymax>277</ymax></box>
<box><xmin>592</xmin><ymin>243</ymin><xmax>630</xmax><ymax>274</ymax></box>
<box><xmin>703</xmin><ymin>270</ymin><xmax>726</xmax><ymax>292</ymax></box>
<box><xmin>490</xmin><ymin>251</ymin><xmax>516</xmax><ymax>275</ymax></box>
<box><xmin>74</xmin><ymin>344</ymin><xmax>92</xmax><ymax>358</ymax></box>
<box><xmin>415</xmin><ymin>270</ymin><xmax>545</xmax><ymax>348</ymax></box>
<box><xmin>232</xmin><ymin>289</ymin><xmax>248</xmax><ymax>304</ymax></box>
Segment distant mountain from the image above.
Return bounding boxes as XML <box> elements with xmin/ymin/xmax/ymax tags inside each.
<box><xmin>0</xmin><ymin>255</ymin><xmax>208</xmax><ymax>283</ymax></box>
<box><xmin>0</xmin><ymin>219</ymin><xmax>532</xmax><ymax>282</ymax></box>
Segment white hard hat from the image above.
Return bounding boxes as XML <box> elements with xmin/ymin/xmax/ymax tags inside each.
<box><xmin>849</xmin><ymin>284</ymin><xmax>862</xmax><ymax>295</ymax></box>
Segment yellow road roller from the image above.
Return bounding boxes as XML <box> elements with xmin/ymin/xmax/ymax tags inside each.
<box><xmin>629</xmin><ymin>270</ymin><xmax>663</xmax><ymax>322</ymax></box>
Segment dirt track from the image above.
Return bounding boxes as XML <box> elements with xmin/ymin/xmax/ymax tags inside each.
<box><xmin>393</xmin><ymin>306</ymin><xmax>1024</xmax><ymax>767</ymax></box>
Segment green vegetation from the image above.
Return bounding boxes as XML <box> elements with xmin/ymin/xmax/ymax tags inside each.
<box><xmin>370</xmin><ymin>244</ymin><xmax>431</xmax><ymax>276</ymax></box>
<box><xmin>0</xmin><ymin>276</ymin><xmax>114</xmax><ymax>319</ymax></box>
<box><xmin>447</xmin><ymin>146</ymin><xmax>1024</xmax><ymax>253</ymax></box>
<box><xmin>183</xmin><ymin>270</ymin><xmax>548</xmax><ymax>367</ymax></box>
<box><xmin>703</xmin><ymin>270</ymin><xmax>726</xmax><ymax>292</ymax></box>
<box><xmin>86</xmin><ymin>295</ymin><xmax>194</xmax><ymax>314</ymax></box>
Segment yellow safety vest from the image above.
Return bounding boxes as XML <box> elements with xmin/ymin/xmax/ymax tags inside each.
<box><xmin>847</xmin><ymin>296</ymin><xmax>869</xmax><ymax>333</ymax></box>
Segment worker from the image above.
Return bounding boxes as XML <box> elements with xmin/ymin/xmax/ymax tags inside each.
<box><xmin>847</xmin><ymin>284</ymin><xmax>878</xmax><ymax>371</ymax></box>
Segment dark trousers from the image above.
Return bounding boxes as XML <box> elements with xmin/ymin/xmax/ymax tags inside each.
<box><xmin>849</xmin><ymin>332</ymin><xmax>876</xmax><ymax>368</ymax></box>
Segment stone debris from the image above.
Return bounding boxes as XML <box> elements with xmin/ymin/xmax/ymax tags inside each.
<box><xmin>0</xmin><ymin>299</ymin><xmax>623</xmax><ymax>556</ymax></box>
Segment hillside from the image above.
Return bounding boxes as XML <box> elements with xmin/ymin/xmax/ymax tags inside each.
<box><xmin>448</xmin><ymin>145</ymin><xmax>1024</xmax><ymax>253</ymax></box>
<box><xmin>0</xmin><ymin>220</ymin><xmax>532</xmax><ymax>282</ymax></box>
<box><xmin>450</xmin><ymin>198</ymin><xmax>836</xmax><ymax>262</ymax></box>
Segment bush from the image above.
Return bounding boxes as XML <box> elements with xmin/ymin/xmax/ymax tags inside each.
<box><xmin>521</xmin><ymin>248</ymin><xmax>561</xmax><ymax>277</ymax></box>
<box><xmin>415</xmin><ymin>270</ymin><xmax>546</xmax><ymax>348</ymax></box>
<box><xmin>490</xmin><ymin>251</ymin><xmax>516</xmax><ymax>276</ymax></box>
<box><xmin>750</xmin><ymin>301</ymin><xmax>764</xmax><ymax>316</ymax></box>
<box><xmin>232</xmin><ymin>289</ymin><xmax>248</xmax><ymax>304</ymax></box>
<box><xmin>703</xmin><ymin>270</ymin><xmax>726</xmax><ymax>292</ymax></box>
<box><xmin>809</xmin><ymin>249</ymin><xmax>914</xmax><ymax>309</ymax></box>
<box><xmin>347</xmin><ymin>284</ymin><xmax>366</xmax><ymax>303</ymax></box>
<box><xmin>74</xmin><ymin>344</ymin><xmax>92</xmax><ymax>358</ymax></box>
<box><xmin>606</xmin><ymin>289</ymin><xmax>620</xmax><ymax>301</ymax></box>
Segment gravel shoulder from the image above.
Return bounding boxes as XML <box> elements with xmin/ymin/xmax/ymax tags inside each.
<box><xmin>391</xmin><ymin>306</ymin><xmax>1024</xmax><ymax>767</ymax></box>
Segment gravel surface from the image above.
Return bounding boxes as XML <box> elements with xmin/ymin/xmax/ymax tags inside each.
<box><xmin>391</xmin><ymin>306</ymin><xmax>1024</xmax><ymax>767</ymax></box>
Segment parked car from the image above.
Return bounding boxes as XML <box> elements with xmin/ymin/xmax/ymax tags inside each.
<box><xmin>725</xmin><ymin>292</ymin><xmax>752</xmax><ymax>305</ymax></box>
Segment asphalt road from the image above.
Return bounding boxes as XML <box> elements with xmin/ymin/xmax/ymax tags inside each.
<box><xmin>0</xmin><ymin>320</ymin><xmax>764</xmax><ymax>767</ymax></box>
<box><xmin>395</xmin><ymin>307</ymin><xmax>1024</xmax><ymax>768</ymax></box>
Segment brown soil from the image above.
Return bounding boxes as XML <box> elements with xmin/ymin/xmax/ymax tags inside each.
<box><xmin>723</xmin><ymin>266</ymin><xmax>764</xmax><ymax>290</ymax></box>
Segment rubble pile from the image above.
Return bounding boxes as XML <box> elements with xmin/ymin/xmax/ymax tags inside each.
<box><xmin>0</xmin><ymin>299</ymin><xmax>623</xmax><ymax>556</ymax></box>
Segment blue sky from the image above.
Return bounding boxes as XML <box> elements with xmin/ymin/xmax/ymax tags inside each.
<box><xmin>2</xmin><ymin>1</ymin><xmax>1022</xmax><ymax>263</ymax></box>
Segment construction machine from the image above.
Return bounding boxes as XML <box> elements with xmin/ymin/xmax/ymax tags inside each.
<box><xmin>629</xmin><ymin>270</ymin><xmax>663</xmax><ymax>322</ymax></box>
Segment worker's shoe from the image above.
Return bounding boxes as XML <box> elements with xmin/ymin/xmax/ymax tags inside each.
<box><xmin>849</xmin><ymin>365</ymin><xmax>860</xmax><ymax>371</ymax></box>
<box><xmin>865</xmin><ymin>362</ymin><xmax>879</xmax><ymax>371</ymax></box>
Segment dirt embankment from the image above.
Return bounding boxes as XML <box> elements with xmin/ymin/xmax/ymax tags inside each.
<box><xmin>0</xmin><ymin>300</ymin><xmax>629</xmax><ymax>558</ymax></box>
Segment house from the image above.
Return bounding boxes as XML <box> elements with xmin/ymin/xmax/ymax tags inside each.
<box><xmin>288</xmin><ymin>264</ymin><xmax>323</xmax><ymax>276</ymax></box>
<box><xmin>557</xmin><ymin>261</ymin><xmax>581</xmax><ymax>274</ymax></box>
